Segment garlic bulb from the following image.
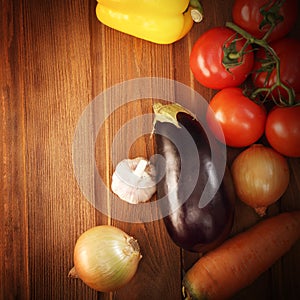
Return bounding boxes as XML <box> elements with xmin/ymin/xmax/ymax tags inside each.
<box><xmin>69</xmin><ymin>225</ymin><xmax>142</xmax><ymax>292</ymax></box>
<box><xmin>111</xmin><ymin>157</ymin><xmax>156</xmax><ymax>204</ymax></box>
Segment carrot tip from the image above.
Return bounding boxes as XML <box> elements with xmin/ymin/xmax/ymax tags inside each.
<box><xmin>182</xmin><ymin>279</ymin><xmax>208</xmax><ymax>300</ymax></box>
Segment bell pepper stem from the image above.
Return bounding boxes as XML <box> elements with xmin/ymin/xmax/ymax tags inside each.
<box><xmin>189</xmin><ymin>0</ymin><xmax>203</xmax><ymax>23</ymax></box>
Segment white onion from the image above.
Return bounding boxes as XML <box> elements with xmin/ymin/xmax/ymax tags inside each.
<box><xmin>69</xmin><ymin>225</ymin><xmax>142</xmax><ymax>292</ymax></box>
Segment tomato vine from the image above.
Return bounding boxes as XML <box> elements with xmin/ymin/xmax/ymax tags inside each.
<box><xmin>225</xmin><ymin>21</ymin><xmax>296</xmax><ymax>106</ymax></box>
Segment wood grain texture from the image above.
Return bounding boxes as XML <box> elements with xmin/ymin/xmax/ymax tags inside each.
<box><xmin>1</xmin><ymin>0</ymin><xmax>299</xmax><ymax>299</ymax></box>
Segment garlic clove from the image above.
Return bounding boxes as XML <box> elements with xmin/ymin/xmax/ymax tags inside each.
<box><xmin>111</xmin><ymin>157</ymin><xmax>156</xmax><ymax>204</ymax></box>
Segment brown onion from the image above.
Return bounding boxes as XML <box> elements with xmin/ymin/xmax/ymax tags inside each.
<box><xmin>69</xmin><ymin>225</ymin><xmax>142</xmax><ymax>292</ymax></box>
<box><xmin>231</xmin><ymin>144</ymin><xmax>290</xmax><ymax>216</ymax></box>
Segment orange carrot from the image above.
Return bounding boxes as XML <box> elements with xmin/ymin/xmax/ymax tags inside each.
<box><xmin>182</xmin><ymin>211</ymin><xmax>300</xmax><ymax>300</ymax></box>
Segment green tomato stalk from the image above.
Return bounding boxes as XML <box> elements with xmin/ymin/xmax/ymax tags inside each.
<box><xmin>224</xmin><ymin>21</ymin><xmax>296</xmax><ymax>107</ymax></box>
<box><xmin>259</xmin><ymin>0</ymin><xmax>286</xmax><ymax>41</ymax></box>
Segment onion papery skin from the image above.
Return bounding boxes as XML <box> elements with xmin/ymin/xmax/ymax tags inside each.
<box><xmin>73</xmin><ymin>225</ymin><xmax>142</xmax><ymax>292</ymax></box>
<box><xmin>231</xmin><ymin>144</ymin><xmax>290</xmax><ymax>216</ymax></box>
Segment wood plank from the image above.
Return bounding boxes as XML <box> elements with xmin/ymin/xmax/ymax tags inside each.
<box><xmin>0</xmin><ymin>1</ymin><xmax>30</xmax><ymax>299</ymax></box>
<box><xmin>20</xmin><ymin>1</ymin><xmax>99</xmax><ymax>299</ymax></box>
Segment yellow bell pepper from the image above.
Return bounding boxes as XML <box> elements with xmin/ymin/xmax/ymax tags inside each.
<box><xmin>96</xmin><ymin>0</ymin><xmax>203</xmax><ymax>44</ymax></box>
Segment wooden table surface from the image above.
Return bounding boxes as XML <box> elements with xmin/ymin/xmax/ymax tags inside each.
<box><xmin>1</xmin><ymin>1</ymin><xmax>300</xmax><ymax>299</ymax></box>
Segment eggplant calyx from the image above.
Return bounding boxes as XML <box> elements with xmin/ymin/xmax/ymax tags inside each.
<box><xmin>153</xmin><ymin>103</ymin><xmax>196</xmax><ymax>128</ymax></box>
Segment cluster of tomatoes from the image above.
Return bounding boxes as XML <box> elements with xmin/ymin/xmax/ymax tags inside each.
<box><xmin>190</xmin><ymin>0</ymin><xmax>300</xmax><ymax>158</ymax></box>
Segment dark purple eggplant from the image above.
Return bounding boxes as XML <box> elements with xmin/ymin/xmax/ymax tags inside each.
<box><xmin>153</xmin><ymin>103</ymin><xmax>235</xmax><ymax>253</ymax></box>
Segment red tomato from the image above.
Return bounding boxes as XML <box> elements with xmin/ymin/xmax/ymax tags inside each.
<box><xmin>232</xmin><ymin>0</ymin><xmax>298</xmax><ymax>42</ymax></box>
<box><xmin>265</xmin><ymin>106</ymin><xmax>300</xmax><ymax>157</ymax></box>
<box><xmin>252</xmin><ymin>38</ymin><xmax>300</xmax><ymax>101</ymax></box>
<box><xmin>206</xmin><ymin>87</ymin><xmax>267</xmax><ymax>147</ymax></box>
<box><xmin>190</xmin><ymin>27</ymin><xmax>254</xmax><ymax>90</ymax></box>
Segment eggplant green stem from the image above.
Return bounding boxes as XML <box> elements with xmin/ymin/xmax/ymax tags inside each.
<box><xmin>153</xmin><ymin>103</ymin><xmax>195</xmax><ymax>128</ymax></box>
<box><xmin>226</xmin><ymin>21</ymin><xmax>295</xmax><ymax>106</ymax></box>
